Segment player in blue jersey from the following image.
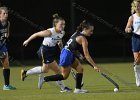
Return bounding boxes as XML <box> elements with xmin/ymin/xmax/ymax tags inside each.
<box><xmin>22</xmin><ymin>14</ymin><xmax>71</xmax><ymax>92</ymax></box>
<box><xmin>0</xmin><ymin>7</ymin><xmax>16</xmax><ymax>90</ymax></box>
<box><xmin>38</xmin><ymin>20</ymin><xmax>100</xmax><ymax>93</ymax></box>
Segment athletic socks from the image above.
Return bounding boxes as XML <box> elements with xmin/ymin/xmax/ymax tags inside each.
<box><xmin>56</xmin><ymin>80</ymin><xmax>66</xmax><ymax>90</ymax></box>
<box><xmin>26</xmin><ymin>66</ymin><xmax>42</xmax><ymax>76</ymax></box>
<box><xmin>3</xmin><ymin>69</ymin><xmax>10</xmax><ymax>86</ymax></box>
<box><xmin>76</xmin><ymin>73</ymin><xmax>83</xmax><ymax>89</ymax></box>
<box><xmin>44</xmin><ymin>74</ymin><xmax>64</xmax><ymax>82</ymax></box>
<box><xmin>134</xmin><ymin>64</ymin><xmax>140</xmax><ymax>86</ymax></box>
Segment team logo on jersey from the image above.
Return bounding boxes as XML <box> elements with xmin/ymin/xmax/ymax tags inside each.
<box><xmin>57</xmin><ymin>36</ymin><xmax>60</xmax><ymax>38</ymax></box>
<box><xmin>52</xmin><ymin>36</ymin><xmax>61</xmax><ymax>40</ymax></box>
<box><xmin>135</xmin><ymin>22</ymin><xmax>140</xmax><ymax>24</ymax></box>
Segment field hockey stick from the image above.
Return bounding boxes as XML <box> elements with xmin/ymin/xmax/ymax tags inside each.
<box><xmin>71</xmin><ymin>69</ymin><xmax>84</xmax><ymax>87</ymax></box>
<box><xmin>74</xmin><ymin>52</ymin><xmax>119</xmax><ymax>89</ymax></box>
<box><xmin>84</xmin><ymin>58</ymin><xmax>119</xmax><ymax>89</ymax></box>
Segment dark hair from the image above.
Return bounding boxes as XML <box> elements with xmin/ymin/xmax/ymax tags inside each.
<box><xmin>52</xmin><ymin>13</ymin><xmax>64</xmax><ymax>27</ymax></box>
<box><xmin>76</xmin><ymin>20</ymin><xmax>93</xmax><ymax>32</ymax></box>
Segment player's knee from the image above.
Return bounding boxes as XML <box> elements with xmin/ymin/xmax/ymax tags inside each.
<box><xmin>62</xmin><ymin>74</ymin><xmax>69</xmax><ymax>80</ymax></box>
<box><xmin>77</xmin><ymin>67</ymin><xmax>83</xmax><ymax>73</ymax></box>
<box><xmin>42</xmin><ymin>68</ymin><xmax>49</xmax><ymax>73</ymax></box>
<box><xmin>42</xmin><ymin>69</ymin><xmax>49</xmax><ymax>73</ymax></box>
<box><xmin>2</xmin><ymin>62</ymin><xmax>9</xmax><ymax>69</ymax></box>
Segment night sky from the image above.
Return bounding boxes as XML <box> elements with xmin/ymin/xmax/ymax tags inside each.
<box><xmin>0</xmin><ymin>0</ymin><xmax>133</xmax><ymax>61</ymax></box>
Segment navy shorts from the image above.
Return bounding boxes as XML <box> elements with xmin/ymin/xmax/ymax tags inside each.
<box><xmin>132</xmin><ymin>34</ymin><xmax>140</xmax><ymax>52</ymax></box>
<box><xmin>59</xmin><ymin>48</ymin><xmax>75</xmax><ymax>67</ymax></box>
<box><xmin>37</xmin><ymin>45</ymin><xmax>56</xmax><ymax>64</ymax></box>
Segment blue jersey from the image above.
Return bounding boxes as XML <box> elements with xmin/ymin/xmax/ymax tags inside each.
<box><xmin>65</xmin><ymin>32</ymin><xmax>85</xmax><ymax>52</ymax></box>
<box><xmin>59</xmin><ymin>32</ymin><xmax>86</xmax><ymax>67</ymax></box>
<box><xmin>0</xmin><ymin>21</ymin><xmax>8</xmax><ymax>52</ymax></box>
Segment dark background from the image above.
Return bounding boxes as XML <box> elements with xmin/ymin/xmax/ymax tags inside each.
<box><xmin>0</xmin><ymin>0</ymin><xmax>134</xmax><ymax>63</ymax></box>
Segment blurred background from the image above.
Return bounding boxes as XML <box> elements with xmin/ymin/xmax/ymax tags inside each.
<box><xmin>0</xmin><ymin>0</ymin><xmax>133</xmax><ymax>64</ymax></box>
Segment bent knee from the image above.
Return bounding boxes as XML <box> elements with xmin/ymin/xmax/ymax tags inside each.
<box><xmin>76</xmin><ymin>67</ymin><xmax>83</xmax><ymax>73</ymax></box>
<box><xmin>42</xmin><ymin>67</ymin><xmax>49</xmax><ymax>73</ymax></box>
<box><xmin>62</xmin><ymin>74</ymin><xmax>69</xmax><ymax>80</ymax></box>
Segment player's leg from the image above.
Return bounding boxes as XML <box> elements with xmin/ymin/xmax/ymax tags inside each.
<box><xmin>71</xmin><ymin>58</ymin><xmax>87</xmax><ymax>93</ymax></box>
<box><xmin>1</xmin><ymin>53</ymin><xmax>16</xmax><ymax>90</ymax></box>
<box><xmin>132</xmin><ymin>36</ymin><xmax>140</xmax><ymax>87</ymax></box>
<box><xmin>38</xmin><ymin>66</ymin><xmax>71</xmax><ymax>89</ymax></box>
<box><xmin>21</xmin><ymin>45</ymin><xmax>50</xmax><ymax>81</ymax></box>
<box><xmin>133</xmin><ymin>52</ymin><xmax>140</xmax><ymax>87</ymax></box>
<box><xmin>21</xmin><ymin>63</ymin><xmax>50</xmax><ymax>81</ymax></box>
<box><xmin>38</xmin><ymin>48</ymin><xmax>73</xmax><ymax>89</ymax></box>
<box><xmin>49</xmin><ymin>60</ymin><xmax>72</xmax><ymax>92</ymax></box>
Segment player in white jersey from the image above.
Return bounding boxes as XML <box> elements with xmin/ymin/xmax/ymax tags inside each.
<box><xmin>125</xmin><ymin>0</ymin><xmax>140</xmax><ymax>87</ymax></box>
<box><xmin>21</xmin><ymin>14</ymin><xmax>72</xmax><ymax>92</ymax></box>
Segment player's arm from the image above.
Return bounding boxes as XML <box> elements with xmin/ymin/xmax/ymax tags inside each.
<box><xmin>23</xmin><ymin>30</ymin><xmax>52</xmax><ymax>46</ymax></box>
<box><xmin>77</xmin><ymin>36</ymin><xmax>100</xmax><ymax>72</ymax></box>
<box><xmin>57</xmin><ymin>31</ymin><xmax>65</xmax><ymax>50</ymax></box>
<box><xmin>125</xmin><ymin>16</ymin><xmax>133</xmax><ymax>33</ymax></box>
<box><xmin>57</xmin><ymin>40</ymin><xmax>63</xmax><ymax>50</ymax></box>
<box><xmin>6</xmin><ymin>21</ymin><xmax>10</xmax><ymax>38</ymax></box>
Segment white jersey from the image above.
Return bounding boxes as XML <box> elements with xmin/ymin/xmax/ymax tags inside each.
<box><xmin>42</xmin><ymin>27</ymin><xmax>65</xmax><ymax>47</ymax></box>
<box><xmin>133</xmin><ymin>13</ymin><xmax>140</xmax><ymax>35</ymax></box>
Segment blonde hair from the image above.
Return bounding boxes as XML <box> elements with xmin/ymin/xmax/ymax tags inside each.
<box><xmin>0</xmin><ymin>6</ymin><xmax>8</xmax><ymax>14</ymax></box>
<box><xmin>131</xmin><ymin>0</ymin><xmax>140</xmax><ymax>14</ymax></box>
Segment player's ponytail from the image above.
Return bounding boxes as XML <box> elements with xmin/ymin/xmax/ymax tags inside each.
<box><xmin>52</xmin><ymin>13</ymin><xmax>64</xmax><ymax>27</ymax></box>
<box><xmin>76</xmin><ymin>20</ymin><xmax>93</xmax><ymax>32</ymax></box>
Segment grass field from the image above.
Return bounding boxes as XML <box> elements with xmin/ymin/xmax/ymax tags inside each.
<box><xmin>0</xmin><ymin>62</ymin><xmax>140</xmax><ymax>100</ymax></box>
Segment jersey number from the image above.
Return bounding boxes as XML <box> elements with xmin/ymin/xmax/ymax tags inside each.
<box><xmin>65</xmin><ymin>39</ymin><xmax>73</xmax><ymax>48</ymax></box>
<box><xmin>0</xmin><ymin>33</ymin><xmax>5</xmax><ymax>41</ymax></box>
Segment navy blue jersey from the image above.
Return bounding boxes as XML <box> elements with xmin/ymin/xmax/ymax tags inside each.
<box><xmin>64</xmin><ymin>32</ymin><xmax>85</xmax><ymax>52</ymax></box>
<box><xmin>0</xmin><ymin>21</ymin><xmax>8</xmax><ymax>45</ymax></box>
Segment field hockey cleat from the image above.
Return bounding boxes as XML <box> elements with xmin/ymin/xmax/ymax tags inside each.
<box><xmin>60</xmin><ymin>87</ymin><xmax>72</xmax><ymax>93</ymax></box>
<box><xmin>38</xmin><ymin>74</ymin><xmax>45</xmax><ymax>89</ymax></box>
<box><xmin>21</xmin><ymin>69</ymin><xmax>27</xmax><ymax>81</ymax></box>
<box><xmin>3</xmin><ymin>85</ymin><xmax>16</xmax><ymax>90</ymax></box>
<box><xmin>73</xmin><ymin>88</ymin><xmax>88</xmax><ymax>93</ymax></box>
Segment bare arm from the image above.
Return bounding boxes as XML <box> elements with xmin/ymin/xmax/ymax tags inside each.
<box><xmin>57</xmin><ymin>40</ymin><xmax>63</xmax><ymax>50</ymax></box>
<box><xmin>23</xmin><ymin>30</ymin><xmax>52</xmax><ymax>46</ymax></box>
<box><xmin>76</xmin><ymin>36</ymin><xmax>100</xmax><ymax>72</ymax></box>
<box><xmin>6</xmin><ymin>21</ymin><xmax>10</xmax><ymax>38</ymax></box>
<box><xmin>125</xmin><ymin>16</ymin><xmax>133</xmax><ymax>33</ymax></box>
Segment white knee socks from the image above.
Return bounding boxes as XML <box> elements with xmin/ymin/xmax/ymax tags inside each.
<box><xmin>134</xmin><ymin>64</ymin><xmax>140</xmax><ymax>87</ymax></box>
<box><xmin>26</xmin><ymin>66</ymin><xmax>67</xmax><ymax>90</ymax></box>
<box><xmin>26</xmin><ymin>66</ymin><xmax>42</xmax><ymax>76</ymax></box>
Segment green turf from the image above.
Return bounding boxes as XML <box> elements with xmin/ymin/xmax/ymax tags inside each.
<box><xmin>0</xmin><ymin>63</ymin><xmax>140</xmax><ymax>100</ymax></box>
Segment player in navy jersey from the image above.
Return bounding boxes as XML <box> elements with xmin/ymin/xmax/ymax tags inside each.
<box><xmin>38</xmin><ymin>20</ymin><xmax>100</xmax><ymax>93</ymax></box>
<box><xmin>22</xmin><ymin>14</ymin><xmax>71</xmax><ymax>92</ymax></box>
<box><xmin>0</xmin><ymin>7</ymin><xmax>16</xmax><ymax>90</ymax></box>
<box><xmin>125</xmin><ymin>0</ymin><xmax>140</xmax><ymax>87</ymax></box>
